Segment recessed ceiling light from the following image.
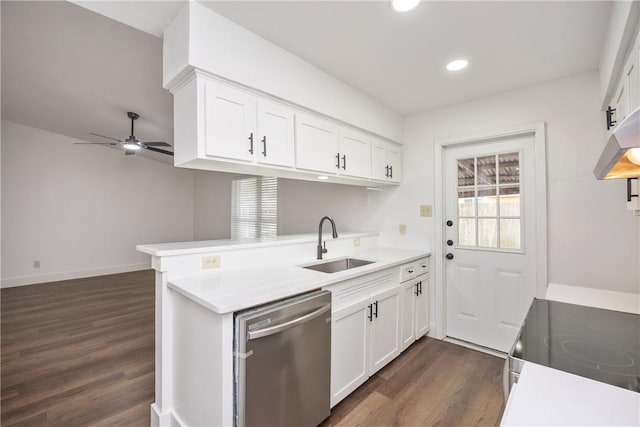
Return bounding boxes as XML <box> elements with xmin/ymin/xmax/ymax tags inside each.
<box><xmin>391</xmin><ymin>0</ymin><xmax>420</xmax><ymax>12</ymax></box>
<box><xmin>317</xmin><ymin>176</ymin><xmax>329</xmax><ymax>180</ymax></box>
<box><xmin>446</xmin><ymin>59</ymin><xmax>469</xmax><ymax>72</ymax></box>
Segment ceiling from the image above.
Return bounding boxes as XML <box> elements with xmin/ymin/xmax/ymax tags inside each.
<box><xmin>2</xmin><ymin>1</ymin><xmax>611</xmax><ymax>155</ymax></box>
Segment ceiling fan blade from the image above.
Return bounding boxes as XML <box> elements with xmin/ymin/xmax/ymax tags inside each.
<box><xmin>142</xmin><ymin>142</ymin><xmax>172</xmax><ymax>147</ymax></box>
<box><xmin>144</xmin><ymin>146</ymin><xmax>174</xmax><ymax>156</ymax></box>
<box><xmin>125</xmin><ymin>149</ymin><xmax>136</xmax><ymax>155</ymax></box>
<box><xmin>74</xmin><ymin>142</ymin><xmax>117</xmax><ymax>145</ymax></box>
<box><xmin>89</xmin><ymin>132</ymin><xmax>121</xmax><ymax>142</ymax></box>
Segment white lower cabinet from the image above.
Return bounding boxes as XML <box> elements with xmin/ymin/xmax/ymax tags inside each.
<box><xmin>400</xmin><ymin>258</ymin><xmax>431</xmax><ymax>352</ymax></box>
<box><xmin>329</xmin><ymin>274</ymin><xmax>401</xmax><ymax>407</ymax></box>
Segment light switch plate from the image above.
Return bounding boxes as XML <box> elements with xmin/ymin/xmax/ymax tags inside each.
<box><xmin>202</xmin><ymin>255</ymin><xmax>221</xmax><ymax>269</ymax></box>
<box><xmin>399</xmin><ymin>224</ymin><xmax>407</xmax><ymax>235</ymax></box>
<box><xmin>420</xmin><ymin>205</ymin><xmax>432</xmax><ymax>217</ymax></box>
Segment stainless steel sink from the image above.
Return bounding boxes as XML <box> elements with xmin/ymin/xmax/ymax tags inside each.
<box><xmin>302</xmin><ymin>258</ymin><xmax>374</xmax><ymax>274</ymax></box>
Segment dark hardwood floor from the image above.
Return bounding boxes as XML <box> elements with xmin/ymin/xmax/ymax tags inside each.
<box><xmin>322</xmin><ymin>338</ymin><xmax>505</xmax><ymax>427</ymax></box>
<box><xmin>2</xmin><ymin>270</ymin><xmax>504</xmax><ymax>427</ymax></box>
<box><xmin>1</xmin><ymin>270</ymin><xmax>155</xmax><ymax>426</ymax></box>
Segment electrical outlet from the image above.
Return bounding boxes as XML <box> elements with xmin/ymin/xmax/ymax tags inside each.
<box><xmin>202</xmin><ymin>255</ymin><xmax>221</xmax><ymax>269</ymax></box>
<box><xmin>399</xmin><ymin>224</ymin><xmax>407</xmax><ymax>235</ymax></box>
<box><xmin>420</xmin><ymin>205</ymin><xmax>432</xmax><ymax>217</ymax></box>
<box><xmin>353</xmin><ymin>237</ymin><xmax>361</xmax><ymax>247</ymax></box>
<box><xmin>33</xmin><ymin>260</ymin><xmax>40</xmax><ymax>269</ymax></box>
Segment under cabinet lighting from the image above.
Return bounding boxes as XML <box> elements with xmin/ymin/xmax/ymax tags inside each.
<box><xmin>627</xmin><ymin>148</ymin><xmax>640</xmax><ymax>165</ymax></box>
<box><xmin>446</xmin><ymin>59</ymin><xmax>469</xmax><ymax>72</ymax></box>
<box><xmin>317</xmin><ymin>176</ymin><xmax>329</xmax><ymax>180</ymax></box>
<box><xmin>391</xmin><ymin>0</ymin><xmax>420</xmax><ymax>12</ymax></box>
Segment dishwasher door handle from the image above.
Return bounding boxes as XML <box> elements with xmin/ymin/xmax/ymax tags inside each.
<box><xmin>247</xmin><ymin>303</ymin><xmax>331</xmax><ymax>340</ymax></box>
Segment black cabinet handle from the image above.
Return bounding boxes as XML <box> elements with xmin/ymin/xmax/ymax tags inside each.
<box><xmin>446</xmin><ymin>220</ymin><xmax>453</xmax><ymax>227</ymax></box>
<box><xmin>385</xmin><ymin>165</ymin><xmax>389</xmax><ymax>177</ymax></box>
<box><xmin>415</xmin><ymin>283</ymin><xmax>419</xmax><ymax>296</ymax></box>
<box><xmin>446</xmin><ymin>253</ymin><xmax>454</xmax><ymax>260</ymax></box>
<box><xmin>408</xmin><ymin>269</ymin><xmax>414</xmax><ymax>274</ymax></box>
<box><xmin>418</xmin><ymin>280</ymin><xmax>422</xmax><ymax>295</ymax></box>
<box><xmin>389</xmin><ymin>165</ymin><xmax>393</xmax><ymax>178</ymax></box>
<box><xmin>374</xmin><ymin>301</ymin><xmax>378</xmax><ymax>318</ymax></box>
<box><xmin>606</xmin><ymin>106</ymin><xmax>617</xmax><ymax>130</ymax></box>
<box><xmin>248</xmin><ymin>133</ymin><xmax>254</xmax><ymax>154</ymax></box>
<box><xmin>368</xmin><ymin>304</ymin><xmax>373</xmax><ymax>321</ymax></box>
<box><xmin>261</xmin><ymin>136</ymin><xmax>267</xmax><ymax>156</ymax></box>
<box><xmin>336</xmin><ymin>153</ymin><xmax>341</xmax><ymax>169</ymax></box>
<box><xmin>342</xmin><ymin>154</ymin><xmax>346</xmax><ymax>170</ymax></box>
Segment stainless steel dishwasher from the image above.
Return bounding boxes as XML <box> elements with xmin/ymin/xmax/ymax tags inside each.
<box><xmin>234</xmin><ymin>290</ymin><xmax>331</xmax><ymax>427</ymax></box>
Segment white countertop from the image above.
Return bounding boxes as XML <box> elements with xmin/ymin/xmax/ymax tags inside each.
<box><xmin>167</xmin><ymin>247</ymin><xmax>430</xmax><ymax>313</ymax></box>
<box><xmin>501</xmin><ymin>362</ymin><xmax>640</xmax><ymax>427</ymax></box>
<box><xmin>137</xmin><ymin>232</ymin><xmax>379</xmax><ymax>257</ymax></box>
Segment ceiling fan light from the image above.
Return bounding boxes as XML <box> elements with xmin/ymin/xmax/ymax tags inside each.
<box><xmin>391</xmin><ymin>0</ymin><xmax>420</xmax><ymax>12</ymax></box>
<box><xmin>122</xmin><ymin>142</ymin><xmax>141</xmax><ymax>150</ymax></box>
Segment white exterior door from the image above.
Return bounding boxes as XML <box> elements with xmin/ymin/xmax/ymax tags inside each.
<box><xmin>444</xmin><ymin>136</ymin><xmax>537</xmax><ymax>352</ymax></box>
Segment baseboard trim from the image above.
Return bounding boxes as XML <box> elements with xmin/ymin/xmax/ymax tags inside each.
<box><xmin>444</xmin><ymin>337</ymin><xmax>507</xmax><ymax>359</ymax></box>
<box><xmin>1</xmin><ymin>263</ymin><xmax>151</xmax><ymax>288</ymax></box>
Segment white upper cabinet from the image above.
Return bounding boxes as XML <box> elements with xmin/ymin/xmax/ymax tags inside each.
<box><xmin>256</xmin><ymin>100</ymin><xmax>295</xmax><ymax>168</ymax></box>
<box><xmin>295</xmin><ymin>114</ymin><xmax>340</xmax><ymax>174</ymax></box>
<box><xmin>371</xmin><ymin>138</ymin><xmax>402</xmax><ymax>183</ymax></box>
<box><xmin>172</xmin><ymin>73</ymin><xmax>402</xmax><ymax>186</ymax></box>
<box><xmin>338</xmin><ymin>128</ymin><xmax>371</xmax><ymax>179</ymax></box>
<box><xmin>204</xmin><ymin>80</ymin><xmax>256</xmax><ymax>162</ymax></box>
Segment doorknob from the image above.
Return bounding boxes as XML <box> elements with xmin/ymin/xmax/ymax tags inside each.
<box><xmin>446</xmin><ymin>220</ymin><xmax>453</xmax><ymax>226</ymax></box>
<box><xmin>446</xmin><ymin>253</ymin><xmax>454</xmax><ymax>260</ymax></box>
<box><xmin>446</xmin><ymin>240</ymin><xmax>453</xmax><ymax>246</ymax></box>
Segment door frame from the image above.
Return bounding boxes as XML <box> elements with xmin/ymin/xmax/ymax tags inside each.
<box><xmin>432</xmin><ymin>122</ymin><xmax>548</xmax><ymax>340</ymax></box>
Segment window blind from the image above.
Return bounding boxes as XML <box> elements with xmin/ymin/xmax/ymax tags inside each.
<box><xmin>231</xmin><ymin>176</ymin><xmax>278</xmax><ymax>239</ymax></box>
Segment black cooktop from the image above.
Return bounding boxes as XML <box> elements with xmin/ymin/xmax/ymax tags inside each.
<box><xmin>510</xmin><ymin>298</ymin><xmax>640</xmax><ymax>392</ymax></box>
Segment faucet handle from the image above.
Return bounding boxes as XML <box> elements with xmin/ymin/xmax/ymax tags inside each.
<box><xmin>322</xmin><ymin>241</ymin><xmax>328</xmax><ymax>254</ymax></box>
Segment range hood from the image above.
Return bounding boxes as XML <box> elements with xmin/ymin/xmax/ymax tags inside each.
<box><xmin>594</xmin><ymin>106</ymin><xmax>640</xmax><ymax>180</ymax></box>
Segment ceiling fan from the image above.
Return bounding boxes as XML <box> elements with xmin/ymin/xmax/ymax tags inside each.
<box><xmin>76</xmin><ymin>111</ymin><xmax>173</xmax><ymax>156</ymax></box>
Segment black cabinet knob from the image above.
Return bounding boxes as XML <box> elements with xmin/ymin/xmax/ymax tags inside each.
<box><xmin>446</xmin><ymin>220</ymin><xmax>453</xmax><ymax>227</ymax></box>
<box><xmin>446</xmin><ymin>253</ymin><xmax>454</xmax><ymax>260</ymax></box>
<box><xmin>446</xmin><ymin>239</ymin><xmax>454</xmax><ymax>246</ymax></box>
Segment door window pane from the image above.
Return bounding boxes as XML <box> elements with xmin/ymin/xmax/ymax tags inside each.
<box><xmin>500</xmin><ymin>186</ymin><xmax>520</xmax><ymax>217</ymax></box>
<box><xmin>499</xmin><ymin>152</ymin><xmax>519</xmax><ymax>184</ymax></box>
<box><xmin>458</xmin><ymin>218</ymin><xmax>476</xmax><ymax>247</ymax></box>
<box><xmin>477</xmin><ymin>156</ymin><xmax>497</xmax><ymax>185</ymax></box>
<box><xmin>458</xmin><ymin>158</ymin><xmax>475</xmax><ymax>187</ymax></box>
<box><xmin>478</xmin><ymin>218</ymin><xmax>497</xmax><ymax>248</ymax></box>
<box><xmin>478</xmin><ymin>188</ymin><xmax>497</xmax><ymax>217</ymax></box>
<box><xmin>458</xmin><ymin>189</ymin><xmax>475</xmax><ymax>217</ymax></box>
<box><xmin>500</xmin><ymin>219</ymin><xmax>521</xmax><ymax>249</ymax></box>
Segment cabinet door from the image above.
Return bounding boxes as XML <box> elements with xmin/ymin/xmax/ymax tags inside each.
<box><xmin>370</xmin><ymin>138</ymin><xmax>388</xmax><ymax>181</ymax></box>
<box><xmin>415</xmin><ymin>274</ymin><xmax>430</xmax><ymax>338</ymax></box>
<box><xmin>386</xmin><ymin>143</ymin><xmax>402</xmax><ymax>183</ymax></box>
<box><xmin>295</xmin><ymin>114</ymin><xmax>339</xmax><ymax>174</ymax></box>
<box><xmin>331</xmin><ymin>298</ymin><xmax>370</xmax><ymax>407</ymax></box>
<box><xmin>369</xmin><ymin>286</ymin><xmax>401</xmax><ymax>375</ymax></box>
<box><xmin>401</xmin><ymin>281</ymin><xmax>416</xmax><ymax>351</ymax></box>
<box><xmin>615</xmin><ymin>79</ymin><xmax>628</xmax><ymax>124</ymax></box>
<box><xmin>339</xmin><ymin>127</ymin><xmax>371</xmax><ymax>178</ymax></box>
<box><xmin>203</xmin><ymin>80</ymin><xmax>256</xmax><ymax>162</ymax></box>
<box><xmin>256</xmin><ymin>100</ymin><xmax>295</xmax><ymax>168</ymax></box>
<box><xmin>624</xmin><ymin>49</ymin><xmax>638</xmax><ymax>114</ymax></box>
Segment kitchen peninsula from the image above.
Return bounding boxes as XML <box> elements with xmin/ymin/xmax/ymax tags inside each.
<box><xmin>137</xmin><ymin>232</ymin><xmax>431</xmax><ymax>426</ymax></box>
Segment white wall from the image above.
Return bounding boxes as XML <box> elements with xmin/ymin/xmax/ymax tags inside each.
<box><xmin>193</xmin><ymin>170</ymin><xmax>234</xmax><ymax>240</ymax></box>
<box><xmin>1</xmin><ymin>121</ymin><xmax>195</xmax><ymax>287</ymax></box>
<box><xmin>365</xmin><ymin>72</ymin><xmax>639</xmax><ymax>294</ymax></box>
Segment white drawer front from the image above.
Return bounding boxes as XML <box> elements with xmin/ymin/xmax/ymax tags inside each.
<box><xmin>400</xmin><ymin>263</ymin><xmax>418</xmax><ymax>282</ymax></box>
